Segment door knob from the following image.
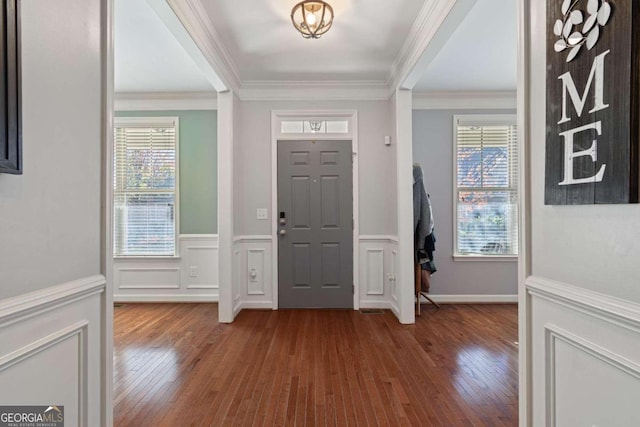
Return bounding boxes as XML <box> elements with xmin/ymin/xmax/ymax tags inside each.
<box><xmin>279</xmin><ymin>229</ymin><xmax>287</xmax><ymax>236</ymax></box>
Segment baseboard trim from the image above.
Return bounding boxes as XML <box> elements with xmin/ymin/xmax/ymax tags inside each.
<box><xmin>114</xmin><ymin>294</ymin><xmax>218</xmax><ymax>303</ymax></box>
<box><xmin>0</xmin><ymin>275</ymin><xmax>106</xmax><ymax>327</ymax></box>
<box><xmin>237</xmin><ymin>301</ymin><xmax>274</xmax><ymax>310</ymax></box>
<box><xmin>390</xmin><ymin>301</ymin><xmax>400</xmax><ymax>319</ymax></box>
<box><xmin>426</xmin><ymin>294</ymin><xmax>518</xmax><ymax>304</ymax></box>
<box><xmin>359</xmin><ymin>301</ymin><xmax>392</xmax><ymax>309</ymax></box>
<box><xmin>232</xmin><ymin>300</ymin><xmax>242</xmax><ymax>319</ymax></box>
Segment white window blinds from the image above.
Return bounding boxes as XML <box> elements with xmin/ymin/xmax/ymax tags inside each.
<box><xmin>113</xmin><ymin>118</ymin><xmax>178</xmax><ymax>257</ymax></box>
<box><xmin>454</xmin><ymin>116</ymin><xmax>518</xmax><ymax>256</ymax></box>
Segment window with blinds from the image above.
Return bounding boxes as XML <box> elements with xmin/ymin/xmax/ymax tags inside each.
<box><xmin>113</xmin><ymin>118</ymin><xmax>178</xmax><ymax>257</ymax></box>
<box><xmin>454</xmin><ymin>115</ymin><xmax>518</xmax><ymax>257</ymax></box>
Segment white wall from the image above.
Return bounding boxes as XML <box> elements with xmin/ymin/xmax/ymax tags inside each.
<box><xmin>524</xmin><ymin>1</ymin><xmax>640</xmax><ymax>425</ymax></box>
<box><xmin>412</xmin><ymin>109</ymin><xmax>518</xmax><ymax>298</ymax></box>
<box><xmin>0</xmin><ymin>1</ymin><xmax>106</xmax><ymax>425</ymax></box>
<box><xmin>0</xmin><ymin>0</ymin><xmax>102</xmax><ymax>299</ymax></box>
<box><xmin>234</xmin><ymin>100</ymin><xmax>396</xmax><ymax>236</ymax></box>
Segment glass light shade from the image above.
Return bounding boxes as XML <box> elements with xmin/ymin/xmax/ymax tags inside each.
<box><xmin>291</xmin><ymin>1</ymin><xmax>334</xmax><ymax>39</ymax></box>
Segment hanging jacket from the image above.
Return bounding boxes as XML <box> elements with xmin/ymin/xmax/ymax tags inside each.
<box><xmin>413</xmin><ymin>164</ymin><xmax>436</xmax><ymax>272</ymax></box>
<box><xmin>413</xmin><ymin>164</ymin><xmax>434</xmax><ymax>248</ymax></box>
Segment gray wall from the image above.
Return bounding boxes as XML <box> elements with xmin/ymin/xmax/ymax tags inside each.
<box><xmin>412</xmin><ymin>109</ymin><xmax>518</xmax><ymax>296</ymax></box>
<box><xmin>0</xmin><ymin>0</ymin><xmax>102</xmax><ymax>299</ymax></box>
<box><xmin>235</xmin><ymin>100</ymin><xmax>396</xmax><ymax>236</ymax></box>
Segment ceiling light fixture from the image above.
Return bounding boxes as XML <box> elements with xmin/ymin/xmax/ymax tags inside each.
<box><xmin>291</xmin><ymin>1</ymin><xmax>334</xmax><ymax>39</ymax></box>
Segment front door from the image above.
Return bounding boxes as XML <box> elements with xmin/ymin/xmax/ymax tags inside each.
<box><xmin>277</xmin><ymin>140</ymin><xmax>353</xmax><ymax>309</ymax></box>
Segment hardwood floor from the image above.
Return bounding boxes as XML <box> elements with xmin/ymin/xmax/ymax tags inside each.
<box><xmin>114</xmin><ymin>304</ymin><xmax>518</xmax><ymax>426</ymax></box>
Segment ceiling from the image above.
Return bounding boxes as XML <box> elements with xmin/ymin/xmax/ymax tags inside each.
<box><xmin>114</xmin><ymin>0</ymin><xmax>516</xmax><ymax>94</ymax></box>
<box><xmin>414</xmin><ymin>0</ymin><xmax>517</xmax><ymax>92</ymax></box>
<box><xmin>114</xmin><ymin>0</ymin><xmax>214</xmax><ymax>93</ymax></box>
<box><xmin>198</xmin><ymin>0</ymin><xmax>426</xmax><ymax>82</ymax></box>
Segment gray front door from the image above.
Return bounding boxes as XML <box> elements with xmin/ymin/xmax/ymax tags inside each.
<box><xmin>277</xmin><ymin>140</ymin><xmax>353</xmax><ymax>309</ymax></box>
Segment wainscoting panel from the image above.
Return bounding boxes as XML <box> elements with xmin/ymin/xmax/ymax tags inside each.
<box><xmin>118</xmin><ymin>267</ymin><xmax>180</xmax><ymax>290</ymax></box>
<box><xmin>0</xmin><ymin>276</ymin><xmax>105</xmax><ymax>427</ymax></box>
<box><xmin>390</xmin><ymin>248</ymin><xmax>398</xmax><ymax>303</ymax></box>
<box><xmin>231</xmin><ymin>235</ymin><xmax>399</xmax><ymax>312</ymax></box>
<box><xmin>364</xmin><ymin>249</ymin><xmax>384</xmax><ymax>296</ymax></box>
<box><xmin>183</xmin><ymin>244</ymin><xmax>219</xmax><ymax>290</ymax></box>
<box><xmin>247</xmin><ymin>249</ymin><xmax>266</xmax><ymax>296</ymax></box>
<box><xmin>359</xmin><ymin>236</ymin><xmax>398</xmax><ymax>309</ymax></box>
<box><xmin>233</xmin><ymin>248</ymin><xmax>242</xmax><ymax>316</ymax></box>
<box><xmin>233</xmin><ymin>236</ymin><xmax>273</xmax><ymax>310</ymax></box>
<box><xmin>527</xmin><ymin>276</ymin><xmax>640</xmax><ymax>427</ymax></box>
<box><xmin>114</xmin><ymin>235</ymin><xmax>219</xmax><ymax>302</ymax></box>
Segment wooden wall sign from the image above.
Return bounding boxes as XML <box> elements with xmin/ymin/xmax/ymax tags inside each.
<box><xmin>545</xmin><ymin>0</ymin><xmax>639</xmax><ymax>204</ymax></box>
<box><xmin>0</xmin><ymin>0</ymin><xmax>21</xmax><ymax>175</ymax></box>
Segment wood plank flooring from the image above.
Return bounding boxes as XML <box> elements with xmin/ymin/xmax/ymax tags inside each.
<box><xmin>114</xmin><ymin>304</ymin><xmax>518</xmax><ymax>426</ymax></box>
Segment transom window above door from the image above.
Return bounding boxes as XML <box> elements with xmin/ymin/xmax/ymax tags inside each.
<box><xmin>280</xmin><ymin>119</ymin><xmax>349</xmax><ymax>134</ymax></box>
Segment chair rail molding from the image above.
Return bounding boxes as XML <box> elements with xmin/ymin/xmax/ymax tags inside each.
<box><xmin>0</xmin><ymin>275</ymin><xmax>106</xmax><ymax>327</ymax></box>
<box><xmin>526</xmin><ymin>276</ymin><xmax>640</xmax><ymax>333</ymax></box>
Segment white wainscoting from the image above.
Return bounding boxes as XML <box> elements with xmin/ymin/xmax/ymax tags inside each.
<box><xmin>231</xmin><ymin>235</ymin><xmax>399</xmax><ymax>313</ymax></box>
<box><xmin>359</xmin><ymin>236</ymin><xmax>398</xmax><ymax>310</ymax></box>
<box><xmin>233</xmin><ymin>236</ymin><xmax>273</xmax><ymax>313</ymax></box>
<box><xmin>0</xmin><ymin>276</ymin><xmax>106</xmax><ymax>427</ymax></box>
<box><xmin>114</xmin><ymin>234</ymin><xmax>219</xmax><ymax>302</ymax></box>
<box><xmin>526</xmin><ymin>276</ymin><xmax>640</xmax><ymax>427</ymax></box>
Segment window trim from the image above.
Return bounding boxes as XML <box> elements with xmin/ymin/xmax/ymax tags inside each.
<box><xmin>113</xmin><ymin>116</ymin><xmax>180</xmax><ymax>258</ymax></box>
<box><xmin>452</xmin><ymin>114</ymin><xmax>518</xmax><ymax>260</ymax></box>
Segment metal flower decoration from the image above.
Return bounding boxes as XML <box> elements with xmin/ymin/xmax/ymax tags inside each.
<box><xmin>553</xmin><ymin>0</ymin><xmax>612</xmax><ymax>62</ymax></box>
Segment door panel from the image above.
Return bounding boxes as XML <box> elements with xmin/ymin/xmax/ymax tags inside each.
<box><xmin>321</xmin><ymin>243</ymin><xmax>340</xmax><ymax>287</ymax></box>
<box><xmin>291</xmin><ymin>177</ymin><xmax>311</xmax><ymax>228</ymax></box>
<box><xmin>320</xmin><ymin>176</ymin><xmax>340</xmax><ymax>228</ymax></box>
<box><xmin>278</xmin><ymin>140</ymin><xmax>353</xmax><ymax>309</ymax></box>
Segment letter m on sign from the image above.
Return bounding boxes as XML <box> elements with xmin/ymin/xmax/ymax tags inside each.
<box><xmin>557</xmin><ymin>50</ymin><xmax>610</xmax><ymax>125</ymax></box>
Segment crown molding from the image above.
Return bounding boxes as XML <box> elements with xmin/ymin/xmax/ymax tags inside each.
<box><xmin>238</xmin><ymin>80</ymin><xmax>391</xmax><ymax>101</ymax></box>
<box><xmin>412</xmin><ymin>90</ymin><xmax>517</xmax><ymax>110</ymax></box>
<box><xmin>388</xmin><ymin>0</ymin><xmax>455</xmax><ymax>89</ymax></box>
<box><xmin>388</xmin><ymin>0</ymin><xmax>477</xmax><ymax>91</ymax></box>
<box><xmin>164</xmin><ymin>0</ymin><xmax>242</xmax><ymax>92</ymax></box>
<box><xmin>114</xmin><ymin>91</ymin><xmax>218</xmax><ymax>111</ymax></box>
<box><xmin>113</xmin><ymin>89</ymin><xmax>516</xmax><ymax>110</ymax></box>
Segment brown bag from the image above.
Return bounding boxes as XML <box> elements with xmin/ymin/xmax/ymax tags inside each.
<box><xmin>420</xmin><ymin>269</ymin><xmax>431</xmax><ymax>293</ymax></box>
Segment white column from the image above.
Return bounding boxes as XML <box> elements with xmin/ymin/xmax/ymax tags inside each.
<box><xmin>101</xmin><ymin>0</ymin><xmax>115</xmax><ymax>424</ymax></box>
<box><xmin>517</xmin><ymin>0</ymin><xmax>532</xmax><ymax>424</ymax></box>
<box><xmin>217</xmin><ymin>91</ymin><xmax>235</xmax><ymax>323</ymax></box>
<box><xmin>394</xmin><ymin>89</ymin><xmax>416</xmax><ymax>324</ymax></box>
